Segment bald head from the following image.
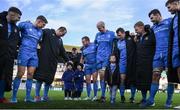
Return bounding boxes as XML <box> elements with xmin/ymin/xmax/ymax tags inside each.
<box><xmin>97</xmin><ymin>21</ymin><xmax>105</xmax><ymax>27</ymax></box>
<box><xmin>96</xmin><ymin>21</ymin><xmax>106</xmax><ymax>32</ymax></box>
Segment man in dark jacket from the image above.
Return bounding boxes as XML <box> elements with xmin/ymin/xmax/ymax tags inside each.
<box><xmin>124</xmin><ymin>31</ymin><xmax>137</xmax><ymax>103</ymax></box>
<box><xmin>0</xmin><ymin>7</ymin><xmax>22</xmax><ymax>103</ymax></box>
<box><xmin>69</xmin><ymin>48</ymin><xmax>81</xmax><ymax>70</ymax></box>
<box><xmin>33</xmin><ymin>27</ymin><xmax>70</xmax><ymax>102</ymax></box>
<box><xmin>134</xmin><ymin>21</ymin><xmax>155</xmax><ymax>106</ymax></box>
<box><xmin>166</xmin><ymin>0</ymin><xmax>180</xmax><ymax>108</ymax></box>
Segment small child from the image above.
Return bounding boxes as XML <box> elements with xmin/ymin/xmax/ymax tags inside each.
<box><xmin>62</xmin><ymin>62</ymin><xmax>74</xmax><ymax>100</ymax></box>
<box><xmin>104</xmin><ymin>54</ymin><xmax>120</xmax><ymax>104</ymax></box>
<box><xmin>73</xmin><ymin>63</ymin><xmax>85</xmax><ymax>100</ymax></box>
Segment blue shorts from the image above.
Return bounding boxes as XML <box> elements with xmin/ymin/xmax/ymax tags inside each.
<box><xmin>96</xmin><ymin>61</ymin><xmax>109</xmax><ymax>70</ymax></box>
<box><xmin>172</xmin><ymin>49</ymin><xmax>180</xmax><ymax>68</ymax></box>
<box><xmin>17</xmin><ymin>49</ymin><xmax>38</xmax><ymax>67</ymax></box>
<box><xmin>84</xmin><ymin>64</ymin><xmax>97</xmax><ymax>75</ymax></box>
<box><xmin>153</xmin><ymin>52</ymin><xmax>167</xmax><ymax>69</ymax></box>
<box><xmin>119</xmin><ymin>64</ymin><xmax>126</xmax><ymax>74</ymax></box>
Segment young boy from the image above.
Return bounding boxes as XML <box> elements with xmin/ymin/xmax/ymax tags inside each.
<box><xmin>73</xmin><ymin>63</ymin><xmax>85</xmax><ymax>100</ymax></box>
<box><xmin>104</xmin><ymin>54</ymin><xmax>120</xmax><ymax>104</ymax></box>
<box><xmin>62</xmin><ymin>62</ymin><xmax>74</xmax><ymax>100</ymax></box>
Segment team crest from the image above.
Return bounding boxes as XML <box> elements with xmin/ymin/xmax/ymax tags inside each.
<box><xmin>128</xmin><ymin>37</ymin><xmax>131</xmax><ymax>40</ymax></box>
<box><xmin>14</xmin><ymin>29</ymin><xmax>17</xmax><ymax>33</ymax></box>
<box><xmin>145</xmin><ymin>37</ymin><xmax>148</xmax><ymax>40</ymax></box>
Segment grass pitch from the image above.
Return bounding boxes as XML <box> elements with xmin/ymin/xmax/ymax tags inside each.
<box><xmin>0</xmin><ymin>89</ymin><xmax>179</xmax><ymax>109</ymax></box>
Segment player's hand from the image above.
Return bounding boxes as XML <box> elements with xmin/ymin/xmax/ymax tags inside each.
<box><xmin>37</xmin><ymin>44</ymin><xmax>41</xmax><ymax>49</ymax></box>
<box><xmin>178</xmin><ymin>5</ymin><xmax>180</xmax><ymax>11</ymax></box>
<box><xmin>68</xmin><ymin>61</ymin><xmax>73</xmax><ymax>64</ymax></box>
<box><xmin>130</xmin><ymin>32</ymin><xmax>135</xmax><ymax>36</ymax></box>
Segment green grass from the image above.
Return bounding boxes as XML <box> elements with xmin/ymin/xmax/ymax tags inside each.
<box><xmin>0</xmin><ymin>90</ymin><xmax>179</xmax><ymax>109</ymax></box>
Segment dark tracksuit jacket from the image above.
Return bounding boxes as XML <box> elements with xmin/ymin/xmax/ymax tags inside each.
<box><xmin>104</xmin><ymin>65</ymin><xmax>120</xmax><ymax>87</ymax></box>
<box><xmin>0</xmin><ymin>11</ymin><xmax>20</xmax><ymax>91</ymax></box>
<box><xmin>33</xmin><ymin>29</ymin><xmax>69</xmax><ymax>84</ymax></box>
<box><xmin>135</xmin><ymin>30</ymin><xmax>155</xmax><ymax>91</ymax></box>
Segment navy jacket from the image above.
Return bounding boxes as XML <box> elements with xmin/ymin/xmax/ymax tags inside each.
<box><xmin>62</xmin><ymin>69</ymin><xmax>74</xmax><ymax>90</ymax></box>
<box><xmin>74</xmin><ymin>70</ymin><xmax>84</xmax><ymax>91</ymax></box>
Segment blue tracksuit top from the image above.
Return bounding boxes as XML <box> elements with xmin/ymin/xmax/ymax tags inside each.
<box><xmin>152</xmin><ymin>18</ymin><xmax>172</xmax><ymax>52</ymax></box>
<box><xmin>18</xmin><ymin>21</ymin><xmax>42</xmax><ymax>52</ymax></box>
<box><xmin>117</xmin><ymin>39</ymin><xmax>127</xmax><ymax>74</ymax></box>
<box><xmin>94</xmin><ymin>30</ymin><xmax>115</xmax><ymax>62</ymax></box>
<box><xmin>81</xmin><ymin>43</ymin><xmax>96</xmax><ymax>64</ymax></box>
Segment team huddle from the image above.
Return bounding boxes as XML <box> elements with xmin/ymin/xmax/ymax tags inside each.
<box><xmin>0</xmin><ymin>0</ymin><xmax>179</xmax><ymax>109</ymax></box>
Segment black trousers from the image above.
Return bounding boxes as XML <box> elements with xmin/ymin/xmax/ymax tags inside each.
<box><xmin>72</xmin><ymin>90</ymin><xmax>82</xmax><ymax>98</ymax></box>
<box><xmin>64</xmin><ymin>89</ymin><xmax>72</xmax><ymax>97</ymax></box>
<box><xmin>0</xmin><ymin>56</ymin><xmax>14</xmax><ymax>91</ymax></box>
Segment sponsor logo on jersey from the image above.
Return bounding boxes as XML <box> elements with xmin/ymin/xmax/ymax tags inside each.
<box><xmin>0</xmin><ymin>24</ymin><xmax>3</xmax><ymax>27</ymax></box>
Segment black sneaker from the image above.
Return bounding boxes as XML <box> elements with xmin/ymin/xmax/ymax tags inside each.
<box><xmin>121</xmin><ymin>96</ymin><xmax>126</xmax><ymax>103</ymax></box>
<box><xmin>129</xmin><ymin>97</ymin><xmax>135</xmax><ymax>103</ymax></box>
<box><xmin>137</xmin><ymin>99</ymin><xmax>146</xmax><ymax>105</ymax></box>
<box><xmin>99</xmin><ymin>96</ymin><xmax>106</xmax><ymax>103</ymax></box>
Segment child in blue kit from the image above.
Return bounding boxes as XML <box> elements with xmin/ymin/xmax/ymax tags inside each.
<box><xmin>73</xmin><ymin>63</ymin><xmax>85</xmax><ymax>100</ymax></box>
<box><xmin>104</xmin><ymin>54</ymin><xmax>120</xmax><ymax>104</ymax></box>
<box><xmin>62</xmin><ymin>62</ymin><xmax>74</xmax><ymax>100</ymax></box>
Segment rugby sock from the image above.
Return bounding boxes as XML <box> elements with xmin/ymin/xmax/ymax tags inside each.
<box><xmin>12</xmin><ymin>77</ymin><xmax>21</xmax><ymax>99</ymax></box>
<box><xmin>166</xmin><ymin>83</ymin><xmax>174</xmax><ymax>104</ymax></box>
<box><xmin>0</xmin><ymin>80</ymin><xmax>5</xmax><ymax>99</ymax></box>
<box><xmin>26</xmin><ymin>79</ymin><xmax>33</xmax><ymax>99</ymax></box>
<box><xmin>120</xmin><ymin>84</ymin><xmax>125</xmax><ymax>96</ymax></box>
<box><xmin>86</xmin><ymin>83</ymin><xmax>91</xmax><ymax>97</ymax></box>
<box><xmin>130</xmin><ymin>85</ymin><xmax>136</xmax><ymax>99</ymax></box>
<box><xmin>44</xmin><ymin>83</ymin><xmax>50</xmax><ymax>98</ymax></box>
<box><xmin>148</xmin><ymin>83</ymin><xmax>159</xmax><ymax>103</ymax></box>
<box><xmin>93</xmin><ymin>81</ymin><xmax>98</xmax><ymax>97</ymax></box>
<box><xmin>35</xmin><ymin>81</ymin><xmax>42</xmax><ymax>97</ymax></box>
<box><xmin>100</xmin><ymin>80</ymin><xmax>106</xmax><ymax>97</ymax></box>
<box><xmin>141</xmin><ymin>90</ymin><xmax>147</xmax><ymax>101</ymax></box>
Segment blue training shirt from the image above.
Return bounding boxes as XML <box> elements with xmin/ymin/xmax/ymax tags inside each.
<box><xmin>81</xmin><ymin>43</ymin><xmax>97</xmax><ymax>64</ymax></box>
<box><xmin>94</xmin><ymin>30</ymin><xmax>115</xmax><ymax>62</ymax></box>
<box><xmin>152</xmin><ymin>18</ymin><xmax>172</xmax><ymax>52</ymax></box>
<box><xmin>18</xmin><ymin>21</ymin><xmax>42</xmax><ymax>52</ymax></box>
